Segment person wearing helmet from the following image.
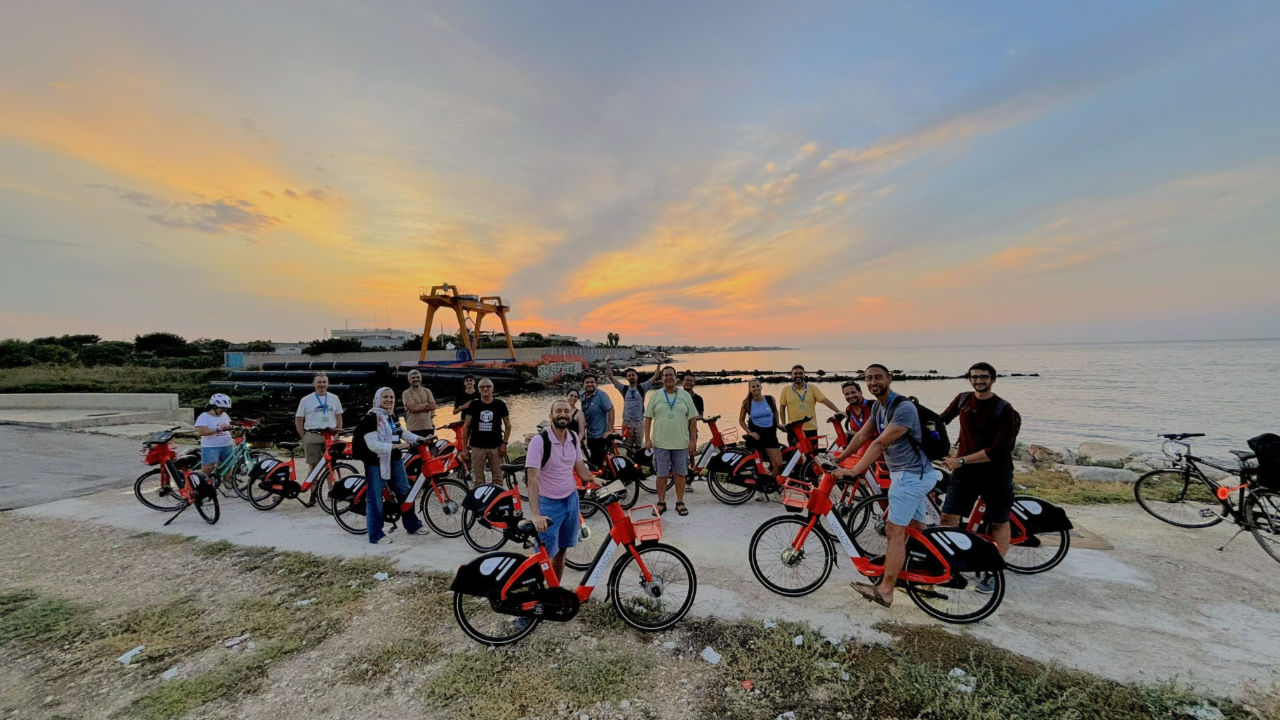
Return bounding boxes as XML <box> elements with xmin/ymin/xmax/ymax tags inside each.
<box><xmin>195</xmin><ymin>394</ymin><xmax>235</xmax><ymax>477</ymax></box>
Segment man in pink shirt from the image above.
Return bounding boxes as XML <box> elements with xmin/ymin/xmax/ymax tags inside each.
<box><xmin>526</xmin><ymin>400</ymin><xmax>594</xmax><ymax>579</ymax></box>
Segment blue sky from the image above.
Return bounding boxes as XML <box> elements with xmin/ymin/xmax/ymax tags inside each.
<box><xmin>1</xmin><ymin>0</ymin><xmax>1276</xmax><ymax>345</ymax></box>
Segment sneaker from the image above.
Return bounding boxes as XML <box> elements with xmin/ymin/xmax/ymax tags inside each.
<box><xmin>975</xmin><ymin>573</ymin><xmax>996</xmax><ymax>594</ymax></box>
<box><xmin>372</xmin><ymin>536</ymin><xmax>393</xmax><ymax>545</ymax></box>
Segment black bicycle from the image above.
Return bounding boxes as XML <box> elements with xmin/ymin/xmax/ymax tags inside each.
<box><xmin>1133</xmin><ymin>433</ymin><xmax>1280</xmax><ymax>564</ymax></box>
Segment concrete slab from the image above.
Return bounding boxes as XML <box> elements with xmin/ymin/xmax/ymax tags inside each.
<box><xmin>0</xmin><ymin>408</ymin><xmax>179</xmax><ymax>430</ymax></box>
<box><xmin>0</xmin><ymin>393</ymin><xmax>193</xmax><ymax>429</ymax></box>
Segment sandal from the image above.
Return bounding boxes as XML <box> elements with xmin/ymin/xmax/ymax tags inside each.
<box><xmin>851</xmin><ymin>581</ymin><xmax>892</xmax><ymax>608</ymax></box>
<box><xmin>656</xmin><ymin>501</ymin><xmax>667</xmax><ymax>515</ymax></box>
<box><xmin>675</xmin><ymin>502</ymin><xmax>689</xmax><ymax>516</ymax></box>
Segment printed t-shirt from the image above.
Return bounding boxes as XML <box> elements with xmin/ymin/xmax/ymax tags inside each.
<box><xmin>524</xmin><ymin>430</ymin><xmax>582</xmax><ymax>500</ymax></box>
<box><xmin>295</xmin><ymin>392</ymin><xmax>343</xmax><ymax>430</ymax></box>
<box><xmin>463</xmin><ymin>398</ymin><xmax>509</xmax><ymax>449</ymax></box>
<box><xmin>643</xmin><ymin>388</ymin><xmax>699</xmax><ymax>450</ymax></box>
<box><xmin>195</xmin><ymin>412</ymin><xmax>233</xmax><ymax>448</ymax></box>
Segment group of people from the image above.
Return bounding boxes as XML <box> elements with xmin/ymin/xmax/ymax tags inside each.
<box><xmin>201</xmin><ymin>357</ymin><xmax>1020</xmax><ymax>605</ymax></box>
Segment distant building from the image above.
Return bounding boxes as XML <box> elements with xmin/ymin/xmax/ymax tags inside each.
<box><xmin>579</xmin><ymin>339</ymin><xmax>598</xmax><ymax>348</ymax></box>
<box><xmin>273</xmin><ymin>342</ymin><xmax>307</xmax><ymax>355</ymax></box>
<box><xmin>331</xmin><ymin>328</ymin><xmax>415</xmax><ymax>349</ymax></box>
<box><xmin>547</xmin><ymin>333</ymin><xmax>578</xmax><ymax>344</ymax></box>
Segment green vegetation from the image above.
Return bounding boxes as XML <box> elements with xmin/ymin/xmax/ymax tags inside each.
<box><xmin>1014</xmin><ymin>466</ymin><xmax>1136</xmax><ymax>505</ymax></box>
<box><xmin>0</xmin><ymin>365</ymin><xmax>225</xmax><ymax>406</ymax></box>
<box><xmin>0</xmin><ymin>590</ymin><xmax>92</xmax><ymax>647</ymax></box>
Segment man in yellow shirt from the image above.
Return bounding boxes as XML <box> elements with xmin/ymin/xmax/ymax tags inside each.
<box><xmin>778</xmin><ymin>364</ymin><xmax>840</xmax><ymax>437</ymax></box>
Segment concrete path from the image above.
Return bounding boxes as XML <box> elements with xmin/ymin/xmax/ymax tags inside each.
<box><xmin>4</xmin><ymin>428</ymin><xmax>1278</xmax><ymax>698</ymax></box>
<box><xmin>0</xmin><ymin>426</ymin><xmax>148</xmax><ymax>510</ymax></box>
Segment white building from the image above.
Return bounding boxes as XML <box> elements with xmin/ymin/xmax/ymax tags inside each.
<box><xmin>331</xmin><ymin>328</ymin><xmax>416</xmax><ymax>349</ymax></box>
<box><xmin>547</xmin><ymin>333</ymin><xmax>578</xmax><ymax>344</ymax></box>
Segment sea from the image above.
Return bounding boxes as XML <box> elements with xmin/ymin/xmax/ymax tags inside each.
<box><xmin>493</xmin><ymin>339</ymin><xmax>1280</xmax><ymax>461</ymax></box>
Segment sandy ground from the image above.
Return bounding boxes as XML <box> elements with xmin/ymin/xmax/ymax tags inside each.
<box><xmin>9</xmin><ymin>440</ymin><xmax>1280</xmax><ymax>703</ymax></box>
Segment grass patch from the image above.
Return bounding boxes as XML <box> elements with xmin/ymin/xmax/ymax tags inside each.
<box><xmin>0</xmin><ymin>590</ymin><xmax>92</xmax><ymax>648</ymax></box>
<box><xmin>344</xmin><ymin>637</ymin><xmax>441</xmax><ymax>683</ymax></box>
<box><xmin>193</xmin><ymin>539</ymin><xmax>235</xmax><ymax>558</ymax></box>
<box><xmin>0</xmin><ymin>365</ymin><xmax>224</xmax><ymax>406</ymax></box>
<box><xmin>1014</xmin><ymin>466</ymin><xmax>1134</xmax><ymax>505</ymax></box>
<box><xmin>420</xmin><ymin>634</ymin><xmax>651</xmax><ymax>719</ymax></box>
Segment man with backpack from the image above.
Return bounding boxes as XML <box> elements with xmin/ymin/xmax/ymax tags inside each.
<box><xmin>938</xmin><ymin>362</ymin><xmax>1020</xmax><ymax>562</ymax></box>
<box><xmin>606</xmin><ymin>357</ymin><xmax>661</xmax><ymax>449</ymax></box>
<box><xmin>526</xmin><ymin>400</ymin><xmax>594</xmax><ymax>580</ymax></box>
<box><xmin>835</xmin><ymin>363</ymin><xmax>947</xmax><ymax>609</ymax></box>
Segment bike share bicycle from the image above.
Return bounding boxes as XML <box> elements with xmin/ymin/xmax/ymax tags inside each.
<box><xmin>133</xmin><ymin>427</ymin><xmax>220</xmax><ymax>525</ymax></box>
<box><xmin>329</xmin><ymin>436</ymin><xmax>470</xmax><ymax>537</ymax></box>
<box><xmin>1134</xmin><ymin>432</ymin><xmax>1280</xmax><ymax>564</ymax></box>
<box><xmin>450</xmin><ymin>480</ymin><xmax>697</xmax><ymax>645</ymax></box>
<box><xmin>247</xmin><ymin>429</ymin><xmax>359</xmax><ymax>514</ymax></box>
<box><xmin>748</xmin><ymin>454</ymin><xmax>1007</xmax><ymax>623</ymax></box>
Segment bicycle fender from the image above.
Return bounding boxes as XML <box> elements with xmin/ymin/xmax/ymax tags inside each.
<box><xmin>1011</xmin><ymin>496</ymin><xmax>1074</xmax><ymax>534</ymax></box>
<box><xmin>462</xmin><ymin>483</ymin><xmax>504</xmax><ymax>512</ymax></box>
<box><xmin>450</xmin><ymin>552</ymin><xmax>535</xmax><ymax>596</ymax></box>
<box><xmin>915</xmin><ymin>527</ymin><xmax>1006</xmax><ymax>574</ymax></box>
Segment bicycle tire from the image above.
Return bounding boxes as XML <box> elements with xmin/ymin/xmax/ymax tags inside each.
<box><xmin>748</xmin><ymin>515</ymin><xmax>833</xmax><ymax>596</ymax></box>
<box><xmin>247</xmin><ymin>474</ymin><xmax>286</xmax><ymax>511</ymax></box>
<box><xmin>706</xmin><ymin>471</ymin><xmax>755</xmax><ymax>505</ymax></box>
<box><xmin>609</xmin><ymin>543</ymin><xmax>697</xmax><ymax>631</ymax></box>
<box><xmin>452</xmin><ymin>590</ymin><xmax>541</xmax><ymax>646</ymax></box>
<box><xmin>314</xmin><ymin>461</ymin><xmax>358</xmax><ymax>514</ymax></box>
<box><xmin>637</xmin><ymin>473</ymin><xmax>657</xmax><ymax>494</ymax></box>
<box><xmin>419</xmin><ymin>477</ymin><xmax>468</xmax><ymax>538</ymax></box>
<box><xmin>461</xmin><ymin>506</ymin><xmax>508</xmax><ymax>553</ymax></box>
<box><xmin>134</xmin><ymin>468</ymin><xmax>187</xmax><ymax>512</ymax></box>
<box><xmin>846</xmin><ymin>495</ymin><xmax>890</xmax><ymax>558</ymax></box>
<box><xmin>906</xmin><ymin>569</ymin><xmax>1005</xmax><ymax>624</ymax></box>
<box><xmin>331</xmin><ymin>481</ymin><xmax>368</xmax><ymax>535</ymax></box>
<box><xmin>1246</xmin><ymin>489</ymin><xmax>1280</xmax><ymax>565</ymax></box>
<box><xmin>1134</xmin><ymin>469</ymin><xmax>1223</xmax><ymax>528</ymax></box>
<box><xmin>566</xmin><ymin>499</ymin><xmax>612</xmax><ymax>571</ymax></box>
<box><xmin>193</xmin><ymin>476</ymin><xmax>220</xmax><ymax>524</ymax></box>
<box><xmin>1004</xmin><ymin>496</ymin><xmax>1071</xmax><ymax>574</ymax></box>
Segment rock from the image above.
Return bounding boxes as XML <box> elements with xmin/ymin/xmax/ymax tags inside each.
<box><xmin>948</xmin><ymin>667</ymin><xmax>975</xmax><ymax>694</ymax></box>
<box><xmin>777</xmin><ymin>712</ymin><xmax>797</xmax><ymax>720</ymax></box>
<box><xmin>762</xmin><ymin>620</ymin><xmax>776</xmax><ymax>629</ymax></box>
<box><xmin>1066</xmin><ymin>466</ymin><xmax>1139</xmax><ymax>483</ymax></box>
<box><xmin>1058</xmin><ymin>447</ymin><xmax>1078</xmax><ymax>465</ymax></box>
<box><xmin>116</xmin><ymin>646</ymin><xmax>146</xmax><ymax>665</ymax></box>
<box><xmin>1028</xmin><ymin>445</ymin><xmax>1063</xmax><ymax>464</ymax></box>
<box><xmin>1011</xmin><ymin>443</ymin><xmax>1032</xmax><ymax>461</ymax></box>
<box><xmin>793</xmin><ymin>635</ymin><xmax>804</xmax><ymax>646</ymax></box>
<box><xmin>1077</xmin><ymin>442</ymin><xmax>1139</xmax><ymax>469</ymax></box>
<box><xmin>662</xmin><ymin>641</ymin><xmax>676</xmax><ymax>649</ymax></box>
<box><xmin>295</xmin><ymin>597</ymin><xmax>317</xmax><ymax>607</ymax></box>
<box><xmin>1179</xmin><ymin>704</ymin><xmax>1225</xmax><ymax>720</ymax></box>
<box><xmin>700</xmin><ymin>646</ymin><xmax>722</xmax><ymax>665</ymax></box>
<box><xmin>373</xmin><ymin>572</ymin><xmax>390</xmax><ymax>581</ymax></box>
<box><xmin>224</xmin><ymin>633</ymin><xmax>251</xmax><ymax>648</ymax></box>
<box><xmin>619</xmin><ymin>700</ymin><xmax>631</xmax><ymax>710</ymax></box>
<box><xmin>161</xmin><ymin>667</ymin><xmax>181</xmax><ymax>681</ymax></box>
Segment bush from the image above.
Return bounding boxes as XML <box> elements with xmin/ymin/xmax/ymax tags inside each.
<box><xmin>135</xmin><ymin>332</ymin><xmax>189</xmax><ymax>357</ymax></box>
<box><xmin>0</xmin><ymin>340</ymin><xmax>33</xmax><ymax>368</ymax></box>
<box><xmin>242</xmin><ymin>340</ymin><xmax>275</xmax><ymax>353</ymax></box>
<box><xmin>302</xmin><ymin>338</ymin><xmax>364</xmax><ymax>355</ymax></box>
<box><xmin>80</xmin><ymin>341</ymin><xmax>136</xmax><ymax>366</ymax></box>
<box><xmin>26</xmin><ymin>344</ymin><xmax>76</xmax><ymax>365</ymax></box>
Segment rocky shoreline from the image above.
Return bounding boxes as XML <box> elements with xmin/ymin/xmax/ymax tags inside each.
<box><xmin>1011</xmin><ymin>440</ymin><xmax>1230</xmax><ymax>483</ymax></box>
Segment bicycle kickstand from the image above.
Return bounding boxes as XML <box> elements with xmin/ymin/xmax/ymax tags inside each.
<box><xmin>163</xmin><ymin>504</ymin><xmax>189</xmax><ymax>526</ymax></box>
<box><xmin>1217</xmin><ymin>527</ymin><xmax>1246</xmax><ymax>552</ymax></box>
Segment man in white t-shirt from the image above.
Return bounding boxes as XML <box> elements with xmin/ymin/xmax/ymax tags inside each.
<box><xmin>195</xmin><ymin>393</ymin><xmax>235</xmax><ymax>477</ymax></box>
<box><xmin>295</xmin><ymin>373</ymin><xmax>344</xmax><ymax>472</ymax></box>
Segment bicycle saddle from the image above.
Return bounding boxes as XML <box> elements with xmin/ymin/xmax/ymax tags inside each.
<box><xmin>517</xmin><ymin>518</ymin><xmax>550</xmax><ymax>534</ymax></box>
<box><xmin>501</xmin><ymin>463</ymin><xmax>524</xmax><ymax>474</ymax></box>
<box><xmin>703</xmin><ymin>415</ymin><xmax>721</xmax><ymax>423</ymax></box>
<box><xmin>277</xmin><ymin>441</ymin><xmax>301</xmax><ymax>451</ymax></box>
<box><xmin>1159</xmin><ymin>433</ymin><xmax>1205</xmax><ymax>440</ymax></box>
<box><xmin>605</xmin><ymin>433</ymin><xmax>625</xmax><ymax>442</ymax></box>
<box><xmin>1230</xmin><ymin>450</ymin><xmax>1256</xmax><ymax>461</ymax></box>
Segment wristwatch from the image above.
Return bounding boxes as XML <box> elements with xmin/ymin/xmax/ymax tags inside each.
<box><xmin>957</xmin><ymin>457</ymin><xmax>966</xmax><ymax>466</ymax></box>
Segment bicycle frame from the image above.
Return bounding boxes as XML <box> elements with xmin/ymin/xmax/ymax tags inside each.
<box><xmin>402</xmin><ymin>442</ymin><xmax>463</xmax><ymax>512</ymax></box>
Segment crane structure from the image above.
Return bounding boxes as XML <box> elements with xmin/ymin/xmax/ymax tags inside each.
<box><xmin>417</xmin><ymin>283</ymin><xmax>517</xmax><ymax>363</ymax></box>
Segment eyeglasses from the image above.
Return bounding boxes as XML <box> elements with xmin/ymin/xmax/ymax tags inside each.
<box><xmin>968</xmin><ymin>374</ymin><xmax>991</xmax><ymax>381</ymax></box>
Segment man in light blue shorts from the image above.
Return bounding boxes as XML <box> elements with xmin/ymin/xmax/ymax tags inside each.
<box><xmin>526</xmin><ymin>400</ymin><xmax>595</xmax><ymax>579</ymax></box>
<box><xmin>836</xmin><ymin>363</ymin><xmax>942</xmax><ymax>609</ymax></box>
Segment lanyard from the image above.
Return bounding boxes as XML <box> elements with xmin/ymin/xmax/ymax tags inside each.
<box><xmin>663</xmin><ymin>389</ymin><xmax>678</xmax><ymax>411</ymax></box>
<box><xmin>794</xmin><ymin>383</ymin><xmax>808</xmax><ymax>404</ymax></box>
<box><xmin>314</xmin><ymin>392</ymin><xmax>329</xmax><ymax>414</ymax></box>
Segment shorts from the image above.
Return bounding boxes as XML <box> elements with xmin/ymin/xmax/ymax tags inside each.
<box><xmin>886</xmin><ymin>465</ymin><xmax>941</xmax><ymax>527</ymax></box>
<box><xmin>537</xmin><ymin>492</ymin><xmax>580</xmax><ymax>558</ymax></box>
<box><xmin>942</xmin><ymin>463</ymin><xmax>1015</xmax><ymax>524</ymax></box>
<box><xmin>302</xmin><ymin>431</ymin><xmax>329</xmax><ymax>466</ymax></box>
<box><xmin>652</xmin><ymin>447</ymin><xmax>689</xmax><ymax>477</ymax></box>
<box><xmin>744</xmin><ymin>422</ymin><xmax>780</xmax><ymax>450</ymax></box>
<box><xmin>622</xmin><ymin>420</ymin><xmax>644</xmax><ymax>446</ymax></box>
<box><xmin>201</xmin><ymin>445</ymin><xmax>234</xmax><ymax>466</ymax></box>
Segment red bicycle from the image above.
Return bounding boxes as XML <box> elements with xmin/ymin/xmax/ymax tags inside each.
<box><xmin>450</xmin><ymin>481</ymin><xmax>697</xmax><ymax>645</ymax></box>
<box><xmin>503</xmin><ymin>431</ymin><xmax>642</xmax><ymax>510</ymax></box>
<box><xmin>460</xmin><ymin>479</ymin><xmax>612</xmax><ymax>571</ymax></box>
<box><xmin>247</xmin><ymin>429</ymin><xmax>360</xmax><ymax>513</ymax></box>
<box><xmin>133</xmin><ymin>427</ymin><xmax>219</xmax><ymax>525</ymax></box>
<box><xmin>329</xmin><ymin>439</ymin><xmax>470</xmax><ymax>537</ymax></box>
<box><xmin>748</xmin><ymin>455</ymin><xmax>1007</xmax><ymax>623</ymax></box>
<box><xmin>702</xmin><ymin>418</ymin><xmax>842</xmax><ymax>506</ymax></box>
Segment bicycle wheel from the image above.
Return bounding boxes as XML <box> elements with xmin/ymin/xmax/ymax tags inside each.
<box><xmin>846</xmin><ymin>495</ymin><xmax>890</xmax><ymax>557</ymax></box>
<box><xmin>134</xmin><ymin>468</ymin><xmax>186</xmax><ymax>511</ymax></box>
<box><xmin>452</xmin><ymin>591</ymin><xmax>540</xmax><ymax>646</ymax></box>
<box><xmin>565</xmin><ymin>499</ymin><xmax>612</xmax><ymax>572</ymax></box>
<box><xmin>193</xmin><ymin>475</ymin><xmax>220</xmax><ymax>524</ymax></box>
<box><xmin>331</xmin><ymin>483</ymin><xmax>368</xmax><ymax>535</ymax></box>
<box><xmin>905</xmin><ymin>569</ymin><xmax>1005</xmax><ymax>624</ymax></box>
<box><xmin>830</xmin><ymin>478</ymin><xmax>867</xmax><ymax>525</ymax></box>
<box><xmin>1247</xmin><ymin>489</ymin><xmax>1280</xmax><ymax>565</ymax></box>
<box><xmin>618</xmin><ymin>477</ymin><xmax>640</xmax><ymax>509</ymax></box>
<box><xmin>637</xmin><ymin>474</ymin><xmax>657</xmax><ymax>494</ymax></box>
<box><xmin>748</xmin><ymin>515</ymin><xmax>833</xmax><ymax>596</ymax></box>
<box><xmin>1005</xmin><ymin>529</ymin><xmax>1070</xmax><ymax>574</ymax></box>
<box><xmin>503</xmin><ymin>467</ymin><xmax>529</xmax><ymax>501</ymax></box>
<box><xmin>420</xmin><ymin>477</ymin><xmax>468</xmax><ymax>538</ymax></box>
<box><xmin>706</xmin><ymin>472</ymin><xmax>755</xmax><ymax>505</ymax></box>
<box><xmin>610</xmin><ymin>543</ymin><xmax>697</xmax><ymax>631</ymax></box>
<box><xmin>462</xmin><ymin>506</ymin><xmax>508</xmax><ymax>553</ymax></box>
<box><xmin>314</xmin><ymin>461</ymin><xmax>358</xmax><ymax>514</ymax></box>
<box><xmin>1134</xmin><ymin>469</ymin><xmax>1223</xmax><ymax>528</ymax></box>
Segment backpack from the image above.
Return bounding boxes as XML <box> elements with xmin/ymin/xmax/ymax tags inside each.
<box><xmin>1248</xmin><ymin>433</ymin><xmax>1280</xmax><ymax>491</ymax></box>
<box><xmin>883</xmin><ymin>395</ymin><xmax>950</xmax><ymax>461</ymax></box>
<box><xmin>535</xmin><ymin>429</ymin><xmax>579</xmax><ymax>469</ymax></box>
<box><xmin>957</xmin><ymin>392</ymin><xmax>1022</xmax><ymax>445</ymax></box>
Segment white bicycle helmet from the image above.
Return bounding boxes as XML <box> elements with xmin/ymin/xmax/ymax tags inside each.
<box><xmin>209</xmin><ymin>393</ymin><xmax>232</xmax><ymax>409</ymax></box>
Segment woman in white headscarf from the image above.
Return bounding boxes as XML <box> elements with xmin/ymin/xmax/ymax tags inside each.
<box><xmin>352</xmin><ymin>386</ymin><xmax>424</xmax><ymax>544</ymax></box>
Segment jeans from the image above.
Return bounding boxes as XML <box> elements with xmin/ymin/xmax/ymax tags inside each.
<box><xmin>364</xmin><ymin>459</ymin><xmax>422</xmax><ymax>543</ymax></box>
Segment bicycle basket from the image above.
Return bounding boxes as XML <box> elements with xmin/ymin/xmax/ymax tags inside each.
<box><xmin>780</xmin><ymin>478</ymin><xmax>812</xmax><ymax>511</ymax></box>
<box><xmin>628</xmin><ymin>506</ymin><xmax>663</xmax><ymax>542</ymax></box>
<box><xmin>1248</xmin><ymin>433</ymin><xmax>1280</xmax><ymax>490</ymax></box>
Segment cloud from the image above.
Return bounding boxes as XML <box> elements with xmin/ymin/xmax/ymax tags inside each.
<box><xmin>146</xmin><ymin>198</ymin><xmax>280</xmax><ymax>235</ymax></box>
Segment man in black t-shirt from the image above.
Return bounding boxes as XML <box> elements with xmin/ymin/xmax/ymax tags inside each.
<box><xmin>460</xmin><ymin>378</ymin><xmax>511</xmax><ymax>486</ymax></box>
<box><xmin>451</xmin><ymin>375</ymin><xmax>480</xmax><ymax>417</ymax></box>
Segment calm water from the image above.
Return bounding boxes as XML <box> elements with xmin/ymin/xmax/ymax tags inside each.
<box><xmin>496</xmin><ymin>340</ymin><xmax>1280</xmax><ymax>460</ymax></box>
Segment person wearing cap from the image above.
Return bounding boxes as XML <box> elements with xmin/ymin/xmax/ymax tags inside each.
<box><xmin>295</xmin><ymin>373</ymin><xmax>344</xmax><ymax>476</ymax></box>
<box><xmin>352</xmin><ymin>387</ymin><xmax>424</xmax><ymax>544</ymax></box>
<box><xmin>195</xmin><ymin>393</ymin><xmax>235</xmax><ymax>478</ymax></box>
<box><xmin>402</xmin><ymin>369</ymin><xmax>438</xmax><ymax>436</ymax></box>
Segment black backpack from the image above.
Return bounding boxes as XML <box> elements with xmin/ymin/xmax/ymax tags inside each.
<box><xmin>956</xmin><ymin>392</ymin><xmax>1022</xmax><ymax>445</ymax></box>
<box><xmin>1248</xmin><ymin>433</ymin><xmax>1280</xmax><ymax>490</ymax></box>
<box><xmin>534</xmin><ymin>429</ymin><xmax>578</xmax><ymax>469</ymax></box>
<box><xmin>883</xmin><ymin>395</ymin><xmax>950</xmax><ymax>461</ymax></box>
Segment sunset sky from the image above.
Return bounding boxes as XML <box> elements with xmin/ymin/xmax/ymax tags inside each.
<box><xmin>2</xmin><ymin>1</ymin><xmax>1277</xmax><ymax>347</ymax></box>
